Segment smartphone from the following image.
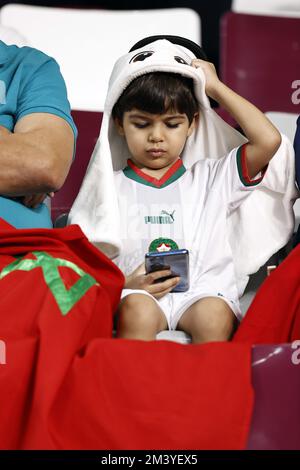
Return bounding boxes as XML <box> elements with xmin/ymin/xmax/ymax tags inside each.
<box><xmin>145</xmin><ymin>249</ymin><xmax>189</xmax><ymax>292</ymax></box>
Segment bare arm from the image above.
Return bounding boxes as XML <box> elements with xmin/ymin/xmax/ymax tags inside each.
<box><xmin>192</xmin><ymin>59</ymin><xmax>282</xmax><ymax>178</ymax></box>
<box><xmin>0</xmin><ymin>113</ymin><xmax>74</xmax><ymax>197</ymax></box>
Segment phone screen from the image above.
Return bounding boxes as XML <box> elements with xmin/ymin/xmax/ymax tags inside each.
<box><xmin>145</xmin><ymin>249</ymin><xmax>189</xmax><ymax>292</ymax></box>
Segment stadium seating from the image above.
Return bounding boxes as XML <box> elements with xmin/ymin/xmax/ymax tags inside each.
<box><xmin>265</xmin><ymin>112</ymin><xmax>300</xmax><ymax>230</ymax></box>
<box><xmin>219</xmin><ymin>12</ymin><xmax>300</xmax><ymax>125</ymax></box>
<box><xmin>0</xmin><ymin>4</ymin><xmax>201</xmax><ymax>111</ymax></box>
<box><xmin>232</xmin><ymin>0</ymin><xmax>300</xmax><ymax>17</ymax></box>
<box><xmin>247</xmin><ymin>343</ymin><xmax>300</xmax><ymax>450</ymax></box>
<box><xmin>51</xmin><ymin>110</ymin><xmax>102</xmax><ymax>224</ymax></box>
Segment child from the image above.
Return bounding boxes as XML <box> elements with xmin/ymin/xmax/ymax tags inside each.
<box><xmin>69</xmin><ymin>36</ymin><xmax>296</xmax><ymax>344</ymax></box>
<box><xmin>112</xmin><ymin>61</ymin><xmax>281</xmax><ymax>343</ymax></box>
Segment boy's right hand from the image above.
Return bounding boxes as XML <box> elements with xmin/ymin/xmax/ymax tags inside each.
<box><xmin>125</xmin><ymin>263</ymin><xmax>180</xmax><ymax>300</ymax></box>
<box><xmin>191</xmin><ymin>58</ymin><xmax>221</xmax><ymax>99</ymax></box>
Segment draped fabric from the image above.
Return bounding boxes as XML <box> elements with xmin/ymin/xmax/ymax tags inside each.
<box><xmin>0</xmin><ymin>219</ymin><xmax>299</xmax><ymax>449</ymax></box>
<box><xmin>0</xmin><ymin>220</ymin><xmax>253</xmax><ymax>450</ymax></box>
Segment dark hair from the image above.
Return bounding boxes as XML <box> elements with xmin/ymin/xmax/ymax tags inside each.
<box><xmin>112</xmin><ymin>72</ymin><xmax>198</xmax><ymax>124</ymax></box>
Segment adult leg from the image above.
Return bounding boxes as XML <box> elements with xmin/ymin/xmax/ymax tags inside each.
<box><xmin>117</xmin><ymin>293</ymin><xmax>168</xmax><ymax>341</ymax></box>
<box><xmin>177</xmin><ymin>296</ymin><xmax>238</xmax><ymax>344</ymax></box>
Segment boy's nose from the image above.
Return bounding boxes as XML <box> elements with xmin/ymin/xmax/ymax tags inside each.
<box><xmin>148</xmin><ymin>126</ymin><xmax>164</xmax><ymax>142</ymax></box>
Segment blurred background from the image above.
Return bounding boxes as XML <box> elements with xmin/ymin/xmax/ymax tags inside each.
<box><xmin>0</xmin><ymin>1</ymin><xmax>232</xmax><ymax>67</ymax></box>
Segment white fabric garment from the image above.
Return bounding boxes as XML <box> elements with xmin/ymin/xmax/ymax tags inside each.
<box><xmin>69</xmin><ymin>39</ymin><xmax>298</xmax><ymax>293</ymax></box>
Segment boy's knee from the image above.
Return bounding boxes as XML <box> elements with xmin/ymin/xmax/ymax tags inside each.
<box><xmin>118</xmin><ymin>294</ymin><xmax>161</xmax><ymax>329</ymax></box>
<box><xmin>120</xmin><ymin>293</ymin><xmax>152</xmax><ymax>315</ymax></box>
<box><xmin>205</xmin><ymin>309</ymin><xmax>237</xmax><ymax>340</ymax></box>
<box><xmin>191</xmin><ymin>298</ymin><xmax>237</xmax><ymax>341</ymax></box>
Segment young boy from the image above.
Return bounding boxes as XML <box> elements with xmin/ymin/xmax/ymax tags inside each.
<box><xmin>111</xmin><ymin>57</ymin><xmax>281</xmax><ymax>344</ymax></box>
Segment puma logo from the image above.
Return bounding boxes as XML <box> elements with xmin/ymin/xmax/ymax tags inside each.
<box><xmin>161</xmin><ymin>210</ymin><xmax>175</xmax><ymax>221</ymax></box>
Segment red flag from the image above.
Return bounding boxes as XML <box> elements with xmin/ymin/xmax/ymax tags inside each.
<box><xmin>0</xmin><ymin>220</ymin><xmax>254</xmax><ymax>449</ymax></box>
<box><xmin>0</xmin><ymin>220</ymin><xmax>124</xmax><ymax>448</ymax></box>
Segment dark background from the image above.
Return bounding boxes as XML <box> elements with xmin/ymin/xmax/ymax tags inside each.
<box><xmin>0</xmin><ymin>1</ymin><xmax>232</xmax><ymax>68</ymax></box>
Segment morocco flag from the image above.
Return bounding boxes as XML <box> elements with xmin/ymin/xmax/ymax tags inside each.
<box><xmin>0</xmin><ymin>219</ymin><xmax>254</xmax><ymax>449</ymax></box>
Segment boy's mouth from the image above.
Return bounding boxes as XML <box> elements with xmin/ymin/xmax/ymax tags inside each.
<box><xmin>147</xmin><ymin>148</ymin><xmax>166</xmax><ymax>157</ymax></box>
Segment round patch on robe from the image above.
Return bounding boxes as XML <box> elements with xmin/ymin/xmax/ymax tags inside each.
<box><xmin>148</xmin><ymin>238</ymin><xmax>179</xmax><ymax>253</ymax></box>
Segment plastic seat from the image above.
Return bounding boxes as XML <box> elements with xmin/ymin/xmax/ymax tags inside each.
<box><xmin>265</xmin><ymin>112</ymin><xmax>298</xmax><ymax>144</ymax></box>
<box><xmin>265</xmin><ymin>112</ymin><xmax>300</xmax><ymax>229</ymax></box>
<box><xmin>232</xmin><ymin>0</ymin><xmax>300</xmax><ymax>17</ymax></box>
<box><xmin>156</xmin><ymin>330</ymin><xmax>191</xmax><ymax>344</ymax></box>
<box><xmin>0</xmin><ymin>4</ymin><xmax>201</xmax><ymax>112</ymax></box>
<box><xmin>51</xmin><ymin>110</ymin><xmax>102</xmax><ymax>223</ymax></box>
<box><xmin>219</xmin><ymin>12</ymin><xmax>300</xmax><ymax>125</ymax></box>
<box><xmin>294</xmin><ymin>116</ymin><xmax>300</xmax><ymax>246</ymax></box>
<box><xmin>295</xmin><ymin>116</ymin><xmax>300</xmax><ymax>189</ymax></box>
<box><xmin>0</xmin><ymin>25</ymin><xmax>28</xmax><ymax>46</ymax></box>
<box><xmin>247</xmin><ymin>343</ymin><xmax>300</xmax><ymax>449</ymax></box>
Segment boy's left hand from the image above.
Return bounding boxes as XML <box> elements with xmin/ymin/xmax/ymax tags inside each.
<box><xmin>191</xmin><ymin>58</ymin><xmax>221</xmax><ymax>99</ymax></box>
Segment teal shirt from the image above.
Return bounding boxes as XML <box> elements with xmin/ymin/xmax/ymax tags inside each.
<box><xmin>0</xmin><ymin>40</ymin><xmax>77</xmax><ymax>229</ymax></box>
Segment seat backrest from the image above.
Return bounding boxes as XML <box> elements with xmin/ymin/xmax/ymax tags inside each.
<box><xmin>232</xmin><ymin>0</ymin><xmax>300</xmax><ymax>17</ymax></box>
<box><xmin>220</xmin><ymin>12</ymin><xmax>300</xmax><ymax>120</ymax></box>
<box><xmin>0</xmin><ymin>25</ymin><xmax>28</xmax><ymax>45</ymax></box>
<box><xmin>265</xmin><ymin>111</ymin><xmax>298</xmax><ymax>145</ymax></box>
<box><xmin>51</xmin><ymin>110</ymin><xmax>102</xmax><ymax>223</ymax></box>
<box><xmin>247</xmin><ymin>343</ymin><xmax>300</xmax><ymax>450</ymax></box>
<box><xmin>295</xmin><ymin>115</ymin><xmax>300</xmax><ymax>189</ymax></box>
<box><xmin>0</xmin><ymin>4</ymin><xmax>201</xmax><ymax>111</ymax></box>
<box><xmin>265</xmin><ymin>112</ymin><xmax>300</xmax><ymax>228</ymax></box>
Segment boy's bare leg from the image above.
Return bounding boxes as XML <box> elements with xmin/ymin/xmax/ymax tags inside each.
<box><xmin>117</xmin><ymin>293</ymin><xmax>168</xmax><ymax>341</ymax></box>
<box><xmin>177</xmin><ymin>297</ymin><xmax>238</xmax><ymax>344</ymax></box>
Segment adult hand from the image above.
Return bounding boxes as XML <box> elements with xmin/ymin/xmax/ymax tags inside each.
<box><xmin>0</xmin><ymin>125</ymin><xmax>11</xmax><ymax>138</ymax></box>
<box><xmin>22</xmin><ymin>191</ymin><xmax>55</xmax><ymax>208</ymax></box>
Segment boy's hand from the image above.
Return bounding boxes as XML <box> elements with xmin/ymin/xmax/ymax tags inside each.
<box><xmin>125</xmin><ymin>262</ymin><xmax>180</xmax><ymax>300</ymax></box>
<box><xmin>191</xmin><ymin>59</ymin><xmax>281</xmax><ymax>175</ymax></box>
<box><xmin>191</xmin><ymin>58</ymin><xmax>221</xmax><ymax>99</ymax></box>
<box><xmin>22</xmin><ymin>191</ymin><xmax>55</xmax><ymax>208</ymax></box>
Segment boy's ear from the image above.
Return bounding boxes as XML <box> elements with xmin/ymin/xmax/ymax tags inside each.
<box><xmin>187</xmin><ymin>112</ymin><xmax>199</xmax><ymax>137</ymax></box>
<box><xmin>114</xmin><ymin>117</ymin><xmax>125</xmax><ymax>136</ymax></box>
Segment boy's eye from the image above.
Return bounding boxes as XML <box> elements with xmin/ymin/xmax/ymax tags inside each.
<box><xmin>133</xmin><ymin>122</ymin><xmax>148</xmax><ymax>128</ymax></box>
<box><xmin>166</xmin><ymin>122</ymin><xmax>180</xmax><ymax>128</ymax></box>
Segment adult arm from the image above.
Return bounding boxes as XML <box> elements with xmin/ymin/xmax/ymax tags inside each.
<box><xmin>0</xmin><ymin>112</ymin><xmax>74</xmax><ymax>197</ymax></box>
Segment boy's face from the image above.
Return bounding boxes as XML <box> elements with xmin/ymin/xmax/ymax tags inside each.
<box><xmin>115</xmin><ymin>108</ymin><xmax>197</xmax><ymax>170</ymax></box>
